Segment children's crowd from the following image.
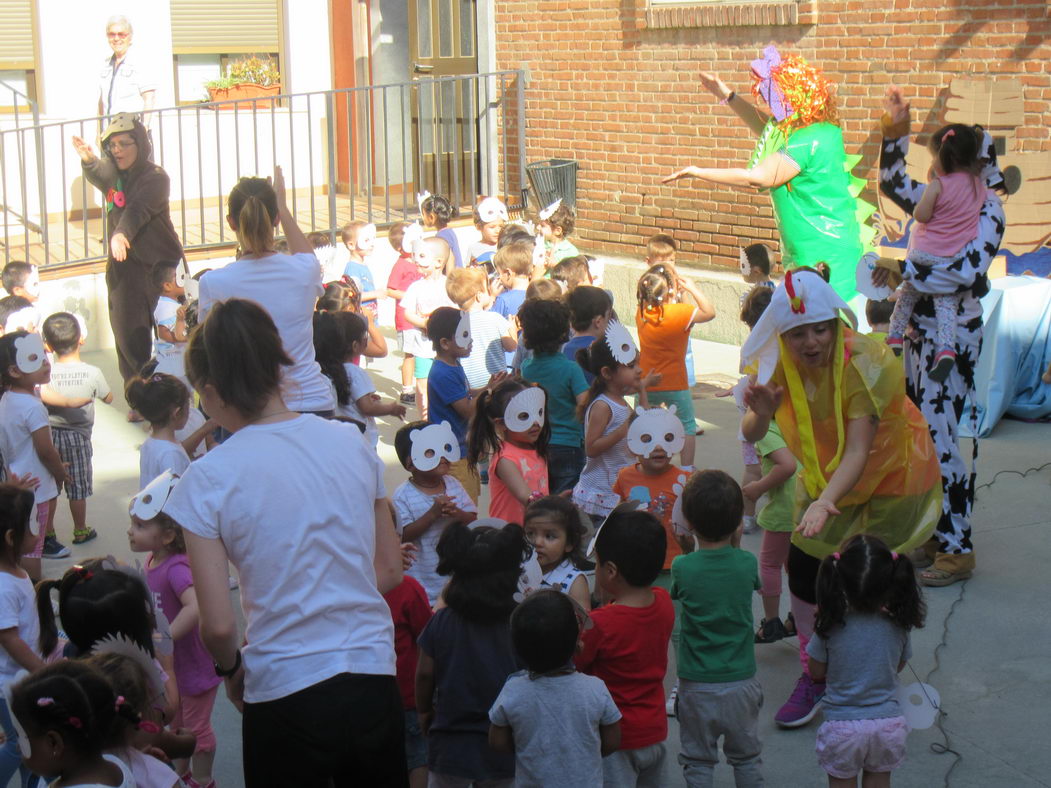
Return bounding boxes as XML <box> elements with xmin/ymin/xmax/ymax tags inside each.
<box><xmin>0</xmin><ymin>181</ymin><xmax>929</xmax><ymax>788</ymax></box>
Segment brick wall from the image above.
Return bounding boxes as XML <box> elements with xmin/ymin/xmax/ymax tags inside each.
<box><xmin>493</xmin><ymin>0</ymin><xmax>1051</xmax><ymax>269</ymax></box>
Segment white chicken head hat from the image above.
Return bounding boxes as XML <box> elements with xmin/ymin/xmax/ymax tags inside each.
<box><xmin>130</xmin><ymin>470</ymin><xmax>180</xmax><ymax>521</ymax></box>
<box><xmin>739</xmin><ymin>269</ymin><xmax>855</xmax><ymax>383</ymax></box>
<box><xmin>627</xmin><ymin>405</ymin><xmax>685</xmax><ymax>458</ymax></box>
<box><xmin>604</xmin><ymin>320</ymin><xmax>637</xmax><ymax>365</ymax></box>
<box><xmin>409</xmin><ymin>421</ymin><xmax>461</xmax><ymax>471</ymax></box>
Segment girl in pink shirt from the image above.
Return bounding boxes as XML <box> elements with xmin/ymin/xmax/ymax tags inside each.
<box><xmin>467</xmin><ymin>378</ymin><xmax>550</xmax><ymax>523</ymax></box>
<box><xmin>887</xmin><ymin>124</ymin><xmax>988</xmax><ymax>382</ymax></box>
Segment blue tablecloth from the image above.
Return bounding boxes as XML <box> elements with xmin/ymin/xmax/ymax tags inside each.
<box><xmin>963</xmin><ymin>276</ymin><xmax>1051</xmax><ymax>437</ymax></box>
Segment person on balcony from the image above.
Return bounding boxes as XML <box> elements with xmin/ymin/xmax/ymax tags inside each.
<box><xmin>72</xmin><ymin>113</ymin><xmax>182</xmax><ymax>420</ymax></box>
<box><xmin>98</xmin><ymin>15</ymin><xmax>156</xmax><ymax>126</ymax></box>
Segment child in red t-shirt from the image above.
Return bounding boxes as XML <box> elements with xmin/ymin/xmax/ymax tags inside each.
<box><xmin>576</xmin><ymin>509</ymin><xmax>674</xmax><ymax>787</ymax></box>
<box><xmin>383</xmin><ymin>574</ymin><xmax>433</xmax><ymax>788</ymax></box>
<box><xmin>386</xmin><ymin>222</ymin><xmax>424</xmax><ymax>405</ymax></box>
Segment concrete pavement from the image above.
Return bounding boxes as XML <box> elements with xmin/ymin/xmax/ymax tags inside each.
<box><xmin>29</xmin><ymin>333</ymin><xmax>1050</xmax><ymax>788</ymax></box>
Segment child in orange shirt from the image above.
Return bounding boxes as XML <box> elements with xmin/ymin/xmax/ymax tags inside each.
<box><xmin>635</xmin><ymin>264</ymin><xmax>715</xmax><ymax>469</ymax></box>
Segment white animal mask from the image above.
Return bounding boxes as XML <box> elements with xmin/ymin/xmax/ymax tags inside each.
<box><xmin>503</xmin><ymin>387</ymin><xmax>545</xmax><ymax>433</ymax></box>
<box><xmin>409</xmin><ymin>422</ymin><xmax>460</xmax><ymax>471</ymax></box>
<box><xmin>175</xmin><ymin>267</ymin><xmax>187</xmax><ymax>288</ymax></box>
<box><xmin>4</xmin><ymin>670</ymin><xmax>31</xmax><ymax>757</ymax></box>
<box><xmin>23</xmin><ymin>268</ymin><xmax>40</xmax><ymax>299</ymax></box>
<box><xmin>539</xmin><ymin>198</ymin><xmax>562</xmax><ymax>221</ymax></box>
<box><xmin>895</xmin><ymin>681</ymin><xmax>940</xmax><ymax>730</ymax></box>
<box><xmin>411</xmin><ymin>238</ymin><xmax>435</xmax><ymax>269</ymax></box>
<box><xmin>739</xmin><ymin>248</ymin><xmax>751</xmax><ymax>277</ymax></box>
<box><xmin>627</xmin><ymin>406</ymin><xmax>685</xmax><ymax>458</ymax></box>
<box><xmin>586</xmin><ymin>500</ymin><xmax>640</xmax><ymax>558</ymax></box>
<box><xmin>403</xmin><ymin>222</ymin><xmax>425</xmax><ymax>253</ymax></box>
<box><xmin>855</xmin><ymin>251</ymin><xmax>893</xmax><ymax>301</ymax></box>
<box><xmin>13</xmin><ymin>333</ymin><xmax>45</xmax><ymax>374</ymax></box>
<box><xmin>131</xmin><ymin>470</ymin><xmax>179</xmax><ymax>521</ymax></box>
<box><xmin>355</xmin><ymin>223</ymin><xmax>377</xmax><ymax>253</ymax></box>
<box><xmin>604</xmin><ymin>320</ymin><xmax>637</xmax><ymax>365</ymax></box>
<box><xmin>417</xmin><ymin>190</ymin><xmax>431</xmax><ymax>215</ymax></box>
<box><xmin>532</xmin><ymin>235</ymin><xmax>546</xmax><ymax>271</ymax></box>
<box><xmin>476</xmin><ymin>197</ymin><xmax>508</xmax><ymax>224</ymax></box>
<box><xmin>455</xmin><ymin>311</ymin><xmax>472</xmax><ymax>349</ymax></box>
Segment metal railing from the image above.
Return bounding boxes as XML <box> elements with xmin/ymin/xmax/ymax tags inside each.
<box><xmin>0</xmin><ymin>70</ymin><xmax>527</xmax><ymax>271</ymax></box>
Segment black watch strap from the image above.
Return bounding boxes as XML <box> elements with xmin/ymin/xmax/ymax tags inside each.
<box><xmin>214</xmin><ymin>649</ymin><xmax>242</xmax><ymax>678</ymax></box>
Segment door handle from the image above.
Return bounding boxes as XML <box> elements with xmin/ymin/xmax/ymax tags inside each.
<box><xmin>414</xmin><ymin>63</ymin><xmax>434</xmax><ymax>73</ymax></box>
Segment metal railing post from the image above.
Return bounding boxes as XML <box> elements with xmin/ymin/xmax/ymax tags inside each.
<box><xmin>516</xmin><ymin>70</ymin><xmax>527</xmax><ymax>211</ymax></box>
<box><xmin>326</xmin><ymin>92</ymin><xmax>338</xmax><ymax>235</ymax></box>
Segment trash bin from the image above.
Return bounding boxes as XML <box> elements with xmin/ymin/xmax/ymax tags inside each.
<box><xmin>526</xmin><ymin>158</ymin><xmax>578</xmax><ymax>212</ymax></box>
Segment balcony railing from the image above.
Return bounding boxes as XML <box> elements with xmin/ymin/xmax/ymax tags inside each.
<box><xmin>0</xmin><ymin>70</ymin><xmax>527</xmax><ymax>271</ymax></box>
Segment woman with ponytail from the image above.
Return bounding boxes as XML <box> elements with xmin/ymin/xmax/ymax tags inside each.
<box><xmin>197</xmin><ymin>167</ymin><xmax>335</xmax><ymax>415</ymax></box>
<box><xmin>163</xmin><ymin>297</ymin><xmax>405</xmax><ymax>785</ymax></box>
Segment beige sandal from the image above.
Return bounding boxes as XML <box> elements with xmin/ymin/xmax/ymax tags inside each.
<box><xmin>920</xmin><ymin>566</ymin><xmax>972</xmax><ymax>587</ymax></box>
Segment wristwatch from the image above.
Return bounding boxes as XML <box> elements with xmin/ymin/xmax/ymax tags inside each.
<box><xmin>214</xmin><ymin>649</ymin><xmax>242</xmax><ymax>678</ymax></box>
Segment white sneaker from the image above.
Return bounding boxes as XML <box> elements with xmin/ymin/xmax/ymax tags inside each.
<box><xmin>665</xmin><ymin>683</ymin><xmax>679</xmax><ymax>717</ymax></box>
<box><xmin>742</xmin><ymin>516</ymin><xmax>759</xmax><ymax>535</ymax></box>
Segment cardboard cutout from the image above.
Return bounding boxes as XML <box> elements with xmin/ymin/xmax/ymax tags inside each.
<box><xmin>503</xmin><ymin>387</ymin><xmax>545</xmax><ymax>433</ymax></box>
<box><xmin>454</xmin><ymin>311</ymin><xmax>472</xmax><ymax>349</ymax></box>
<box><xmin>539</xmin><ymin>199</ymin><xmax>562</xmax><ymax>221</ymax></box>
<box><xmin>514</xmin><ymin>553</ymin><xmax>544</xmax><ymax>603</ymax></box>
<box><xmin>13</xmin><ymin>333</ymin><xmax>45</xmax><ymax>374</ymax></box>
<box><xmin>895</xmin><ymin>681</ymin><xmax>940</xmax><ymax>730</ymax></box>
<box><xmin>131</xmin><ymin>470</ymin><xmax>179</xmax><ymax>521</ymax></box>
<box><xmin>604</xmin><ymin>320</ymin><xmax>637</xmax><ymax>366</ymax></box>
<box><xmin>409</xmin><ymin>422</ymin><xmax>460</xmax><ymax>471</ymax></box>
<box><xmin>477</xmin><ymin>197</ymin><xmax>508</xmax><ymax>224</ymax></box>
<box><xmin>627</xmin><ymin>406</ymin><xmax>686</xmax><ymax>458</ymax></box>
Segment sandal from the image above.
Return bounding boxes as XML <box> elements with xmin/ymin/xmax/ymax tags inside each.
<box><xmin>920</xmin><ymin>566</ymin><xmax>972</xmax><ymax>587</ymax></box>
<box><xmin>72</xmin><ymin>528</ymin><xmax>98</xmax><ymax>545</ymax></box>
<box><xmin>755</xmin><ymin>617</ymin><xmax>788</xmax><ymax>643</ymax></box>
<box><xmin>783</xmin><ymin>611</ymin><xmax>796</xmax><ymax>637</ymax></box>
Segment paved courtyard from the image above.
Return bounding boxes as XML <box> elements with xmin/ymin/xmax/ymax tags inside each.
<box><xmin>32</xmin><ymin>335</ymin><xmax>1051</xmax><ymax>788</ymax></box>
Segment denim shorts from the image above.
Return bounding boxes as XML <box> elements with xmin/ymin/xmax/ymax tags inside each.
<box><xmin>404</xmin><ymin>709</ymin><xmax>427</xmax><ymax>771</ymax></box>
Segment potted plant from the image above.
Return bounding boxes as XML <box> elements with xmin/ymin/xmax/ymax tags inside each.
<box><xmin>206</xmin><ymin>55</ymin><xmax>281</xmax><ymax>108</ymax></box>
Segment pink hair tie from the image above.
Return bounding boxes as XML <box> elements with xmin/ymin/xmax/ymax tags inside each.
<box><xmin>36</xmin><ymin>698</ymin><xmax>55</xmax><ymax>707</ymax></box>
<box><xmin>68</xmin><ymin>716</ymin><xmax>83</xmax><ymax>729</ymax></box>
<box><xmin>115</xmin><ymin>695</ymin><xmax>126</xmax><ymax>710</ymax></box>
<box><xmin>137</xmin><ymin>720</ymin><xmax>162</xmax><ymax>734</ymax></box>
<box><xmin>832</xmin><ymin>552</ymin><xmax>841</xmax><ymax>561</ymax></box>
<box><xmin>891</xmin><ymin>551</ymin><xmax>899</xmax><ymax>560</ymax></box>
<box><xmin>942</xmin><ymin>129</ymin><xmax>956</xmax><ymax>141</ymax></box>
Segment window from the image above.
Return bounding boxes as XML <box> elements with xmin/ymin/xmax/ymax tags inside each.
<box><xmin>0</xmin><ymin>0</ymin><xmax>37</xmax><ymax>111</ymax></box>
<box><xmin>170</xmin><ymin>0</ymin><xmax>282</xmax><ymax>103</ymax></box>
<box><xmin>644</xmin><ymin>0</ymin><xmax>812</xmax><ymax>30</ymax></box>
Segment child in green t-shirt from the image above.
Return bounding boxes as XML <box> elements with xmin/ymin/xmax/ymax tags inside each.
<box><xmin>743</xmin><ymin>420</ymin><xmax>799</xmax><ymax>644</ymax></box>
<box><xmin>671</xmin><ymin>470</ymin><xmax>763</xmax><ymax>787</ymax></box>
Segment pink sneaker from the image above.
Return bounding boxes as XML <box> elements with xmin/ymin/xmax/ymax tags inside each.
<box><xmin>886</xmin><ymin>335</ymin><xmax>904</xmax><ymax>357</ymax></box>
<box><xmin>774</xmin><ymin>673</ymin><xmax>825</xmax><ymax>728</ymax></box>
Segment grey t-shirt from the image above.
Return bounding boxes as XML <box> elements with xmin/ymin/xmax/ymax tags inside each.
<box><xmin>807</xmin><ymin>612</ymin><xmax>912</xmax><ymax>721</ymax></box>
<box><xmin>46</xmin><ymin>361</ymin><xmax>111</xmax><ymax>438</ymax></box>
<box><xmin>489</xmin><ymin>670</ymin><xmax>621</xmax><ymax>787</ymax></box>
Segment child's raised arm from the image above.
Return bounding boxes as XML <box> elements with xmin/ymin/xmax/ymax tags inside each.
<box><xmin>677</xmin><ymin>277</ymin><xmax>717</xmax><ymax>326</ymax></box>
<box><xmin>356</xmin><ymin>394</ymin><xmax>407</xmax><ymax>421</ymax></box>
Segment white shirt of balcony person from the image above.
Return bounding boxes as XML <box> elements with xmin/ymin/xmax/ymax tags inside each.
<box><xmin>98</xmin><ymin>15</ymin><xmax>156</xmax><ymax>126</ymax></box>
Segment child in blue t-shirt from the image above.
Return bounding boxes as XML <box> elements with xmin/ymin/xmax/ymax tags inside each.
<box><xmin>341</xmin><ymin>221</ymin><xmax>381</xmax><ymax>317</ymax></box>
<box><xmin>518</xmin><ymin>297</ymin><xmax>589</xmax><ymax>495</ymax></box>
<box><xmin>426</xmin><ymin>307</ymin><xmax>504</xmax><ymax>504</ymax></box>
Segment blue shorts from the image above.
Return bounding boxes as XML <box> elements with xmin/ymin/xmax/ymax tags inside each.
<box><xmin>647</xmin><ymin>389</ymin><xmax>696</xmax><ymax>432</ymax></box>
<box><xmin>404</xmin><ymin>709</ymin><xmax>427</xmax><ymax>771</ymax></box>
<box><xmin>414</xmin><ymin>356</ymin><xmax>434</xmax><ymax>380</ymax></box>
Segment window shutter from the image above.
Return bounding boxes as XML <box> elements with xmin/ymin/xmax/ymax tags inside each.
<box><xmin>171</xmin><ymin>0</ymin><xmax>281</xmax><ymax>54</ymax></box>
<box><xmin>0</xmin><ymin>0</ymin><xmax>35</xmax><ymax>67</ymax></box>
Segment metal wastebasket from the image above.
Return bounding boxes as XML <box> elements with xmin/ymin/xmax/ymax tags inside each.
<box><xmin>526</xmin><ymin>158</ymin><xmax>578</xmax><ymax>211</ymax></box>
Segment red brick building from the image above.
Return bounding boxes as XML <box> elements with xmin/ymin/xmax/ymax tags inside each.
<box><xmin>493</xmin><ymin>0</ymin><xmax>1051</xmax><ymax>269</ymax></box>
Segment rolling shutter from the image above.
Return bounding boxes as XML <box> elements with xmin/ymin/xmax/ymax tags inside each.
<box><xmin>171</xmin><ymin>0</ymin><xmax>281</xmax><ymax>54</ymax></box>
<box><xmin>0</xmin><ymin>0</ymin><xmax>35</xmax><ymax>67</ymax></box>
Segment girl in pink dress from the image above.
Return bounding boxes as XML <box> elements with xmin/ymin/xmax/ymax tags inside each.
<box><xmin>466</xmin><ymin>378</ymin><xmax>550</xmax><ymax>524</ymax></box>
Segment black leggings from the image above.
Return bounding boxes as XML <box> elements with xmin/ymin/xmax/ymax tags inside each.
<box><xmin>787</xmin><ymin>544</ymin><xmax>821</xmax><ymax>606</ymax></box>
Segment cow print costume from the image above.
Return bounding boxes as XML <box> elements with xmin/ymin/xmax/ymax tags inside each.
<box><xmin>878</xmin><ymin>128</ymin><xmax>1006</xmax><ymax>556</ymax></box>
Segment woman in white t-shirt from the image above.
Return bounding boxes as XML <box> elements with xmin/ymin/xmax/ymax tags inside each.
<box><xmin>198</xmin><ymin>167</ymin><xmax>335</xmax><ymax>415</ymax></box>
<box><xmin>164</xmin><ymin>297</ymin><xmax>406</xmax><ymax>785</ymax></box>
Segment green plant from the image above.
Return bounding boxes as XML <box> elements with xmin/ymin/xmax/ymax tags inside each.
<box><xmin>205</xmin><ymin>55</ymin><xmax>281</xmax><ymax>90</ymax></box>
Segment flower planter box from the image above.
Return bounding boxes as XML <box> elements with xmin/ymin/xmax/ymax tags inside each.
<box><xmin>207</xmin><ymin>83</ymin><xmax>281</xmax><ymax>110</ymax></box>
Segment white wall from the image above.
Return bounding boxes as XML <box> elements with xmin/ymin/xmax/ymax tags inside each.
<box><xmin>35</xmin><ymin>0</ymin><xmax>175</xmax><ymax>119</ymax></box>
<box><xmin>284</xmin><ymin>0</ymin><xmax>334</xmax><ymax>95</ymax></box>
